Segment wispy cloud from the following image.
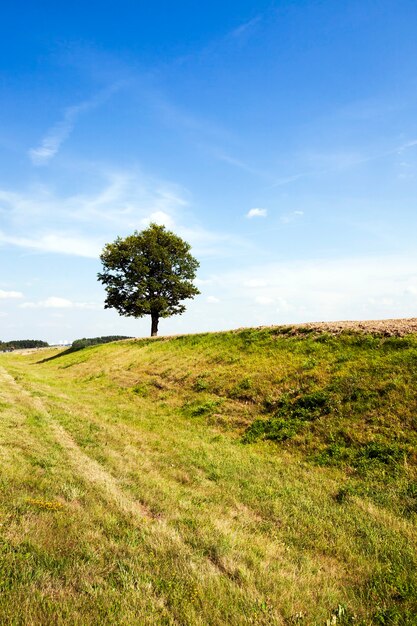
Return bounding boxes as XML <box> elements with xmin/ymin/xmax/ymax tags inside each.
<box><xmin>229</xmin><ymin>15</ymin><xmax>262</xmax><ymax>39</ymax></box>
<box><xmin>0</xmin><ymin>167</ymin><xmax>188</xmax><ymax>257</ymax></box>
<box><xmin>397</xmin><ymin>139</ymin><xmax>417</xmax><ymax>153</ymax></box>
<box><xmin>247</xmin><ymin>208</ymin><xmax>267</xmax><ymax>218</ymax></box>
<box><xmin>280</xmin><ymin>210</ymin><xmax>304</xmax><ymax>224</ymax></box>
<box><xmin>270</xmin><ymin>138</ymin><xmax>417</xmax><ymax>188</ymax></box>
<box><xmin>218</xmin><ymin>152</ymin><xmax>273</xmax><ymax>179</ymax></box>
<box><xmin>0</xmin><ymin>166</ymin><xmax>250</xmax><ymax>259</ymax></box>
<box><xmin>174</xmin><ymin>11</ymin><xmax>264</xmax><ymax>68</ymax></box>
<box><xmin>0</xmin><ymin>167</ymin><xmax>188</xmax><ymax>228</ymax></box>
<box><xmin>28</xmin><ymin>84</ymin><xmax>122</xmax><ymax>165</ymax></box>
<box><xmin>269</xmin><ymin>151</ymin><xmax>368</xmax><ymax>188</ymax></box>
<box><xmin>0</xmin><ymin>231</ymin><xmax>102</xmax><ymax>258</ymax></box>
<box><xmin>270</xmin><ymin>172</ymin><xmax>312</xmax><ymax>187</ymax></box>
<box><xmin>153</xmin><ymin>97</ymin><xmax>229</xmax><ymax>141</ymax></box>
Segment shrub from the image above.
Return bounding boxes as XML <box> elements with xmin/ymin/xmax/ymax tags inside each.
<box><xmin>242</xmin><ymin>417</ymin><xmax>299</xmax><ymax>443</ymax></box>
<box><xmin>228</xmin><ymin>377</ymin><xmax>256</xmax><ymax>401</ymax></box>
<box><xmin>193</xmin><ymin>377</ymin><xmax>210</xmax><ymax>392</ymax></box>
<box><xmin>315</xmin><ymin>440</ymin><xmax>407</xmax><ymax>474</ymax></box>
<box><xmin>184</xmin><ymin>399</ymin><xmax>221</xmax><ymax>417</ymax></box>
<box><xmin>243</xmin><ymin>389</ymin><xmax>332</xmax><ymax>444</ymax></box>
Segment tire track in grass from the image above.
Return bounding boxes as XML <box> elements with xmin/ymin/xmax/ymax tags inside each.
<box><xmin>0</xmin><ymin>366</ymin><xmax>150</xmax><ymax>521</ymax></box>
<box><xmin>2</xmin><ymin>362</ymin><xmax>353</xmax><ymax>623</ymax></box>
<box><xmin>0</xmin><ymin>366</ymin><xmax>247</xmax><ymax>587</ymax></box>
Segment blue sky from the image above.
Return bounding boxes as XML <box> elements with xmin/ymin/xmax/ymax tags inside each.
<box><xmin>1</xmin><ymin>0</ymin><xmax>417</xmax><ymax>342</ymax></box>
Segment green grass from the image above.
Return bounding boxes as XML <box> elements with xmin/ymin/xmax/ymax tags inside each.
<box><xmin>0</xmin><ymin>327</ymin><xmax>416</xmax><ymax>624</ymax></box>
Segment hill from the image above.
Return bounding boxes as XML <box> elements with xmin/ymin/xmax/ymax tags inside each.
<box><xmin>0</xmin><ymin>322</ymin><xmax>416</xmax><ymax>624</ymax></box>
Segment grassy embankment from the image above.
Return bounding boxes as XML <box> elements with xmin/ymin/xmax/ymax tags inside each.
<box><xmin>0</xmin><ymin>327</ymin><xmax>416</xmax><ymax>624</ymax></box>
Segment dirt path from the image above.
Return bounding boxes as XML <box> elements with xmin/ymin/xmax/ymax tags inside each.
<box><xmin>0</xmin><ymin>365</ymin><xmax>150</xmax><ymax>520</ymax></box>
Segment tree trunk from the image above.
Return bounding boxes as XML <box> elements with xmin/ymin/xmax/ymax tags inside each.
<box><xmin>151</xmin><ymin>312</ymin><xmax>159</xmax><ymax>337</ymax></box>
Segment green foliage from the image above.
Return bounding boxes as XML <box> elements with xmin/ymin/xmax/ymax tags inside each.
<box><xmin>71</xmin><ymin>336</ymin><xmax>131</xmax><ymax>350</ymax></box>
<box><xmin>243</xmin><ymin>389</ymin><xmax>331</xmax><ymax>443</ymax></box>
<box><xmin>315</xmin><ymin>440</ymin><xmax>407</xmax><ymax>474</ymax></box>
<box><xmin>98</xmin><ymin>223</ymin><xmax>200</xmax><ymax>336</ymax></box>
<box><xmin>0</xmin><ymin>339</ymin><xmax>49</xmax><ymax>351</ymax></box>
<box><xmin>131</xmin><ymin>382</ymin><xmax>149</xmax><ymax>397</ymax></box>
<box><xmin>192</xmin><ymin>376</ymin><xmax>210</xmax><ymax>392</ymax></box>
<box><xmin>333</xmin><ymin>484</ymin><xmax>358</xmax><ymax>504</ymax></box>
<box><xmin>368</xmin><ymin>565</ymin><xmax>417</xmax><ymax>624</ymax></box>
<box><xmin>228</xmin><ymin>377</ymin><xmax>255</xmax><ymax>401</ymax></box>
<box><xmin>242</xmin><ymin>416</ymin><xmax>299</xmax><ymax>443</ymax></box>
<box><xmin>184</xmin><ymin>399</ymin><xmax>221</xmax><ymax>417</ymax></box>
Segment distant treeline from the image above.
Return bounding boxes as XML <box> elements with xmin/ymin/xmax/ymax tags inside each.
<box><xmin>71</xmin><ymin>336</ymin><xmax>132</xmax><ymax>350</ymax></box>
<box><xmin>0</xmin><ymin>339</ymin><xmax>49</xmax><ymax>351</ymax></box>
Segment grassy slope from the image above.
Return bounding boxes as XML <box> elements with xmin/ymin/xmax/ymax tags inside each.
<box><xmin>0</xmin><ymin>327</ymin><xmax>416</xmax><ymax>625</ymax></box>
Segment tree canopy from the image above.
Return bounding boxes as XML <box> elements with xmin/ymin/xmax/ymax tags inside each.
<box><xmin>71</xmin><ymin>336</ymin><xmax>132</xmax><ymax>351</ymax></box>
<box><xmin>98</xmin><ymin>223</ymin><xmax>200</xmax><ymax>336</ymax></box>
<box><xmin>0</xmin><ymin>339</ymin><xmax>49</xmax><ymax>351</ymax></box>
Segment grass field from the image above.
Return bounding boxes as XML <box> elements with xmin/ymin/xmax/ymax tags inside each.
<box><xmin>0</xmin><ymin>327</ymin><xmax>416</xmax><ymax>624</ymax></box>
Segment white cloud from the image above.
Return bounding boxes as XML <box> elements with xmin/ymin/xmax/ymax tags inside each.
<box><xmin>178</xmin><ymin>225</ymin><xmax>249</xmax><ymax>258</ymax></box>
<box><xmin>21</xmin><ymin>297</ymin><xmax>73</xmax><ymax>309</ymax></box>
<box><xmin>0</xmin><ymin>232</ymin><xmax>101</xmax><ymax>258</ymax></box>
<box><xmin>0</xmin><ymin>168</ymin><xmax>195</xmax><ymax>257</ymax></box>
<box><xmin>206</xmin><ymin>296</ymin><xmax>220</xmax><ymax>303</ymax></box>
<box><xmin>275</xmin><ymin>297</ymin><xmax>291</xmax><ymax>313</ymax></box>
<box><xmin>140</xmin><ymin>211</ymin><xmax>175</xmax><ymax>228</ymax></box>
<box><xmin>247</xmin><ymin>208</ymin><xmax>267</xmax><ymax>218</ymax></box>
<box><xmin>194</xmin><ymin>278</ymin><xmax>214</xmax><ymax>286</ymax></box>
<box><xmin>0</xmin><ymin>163</ymin><xmax>253</xmax><ymax>262</ymax></box>
<box><xmin>244</xmin><ymin>279</ymin><xmax>268</xmax><ymax>288</ymax></box>
<box><xmin>200</xmin><ymin>254</ymin><xmax>417</xmax><ymax>325</ymax></box>
<box><xmin>0</xmin><ymin>169</ymin><xmax>189</xmax><ymax>232</ymax></box>
<box><xmin>21</xmin><ymin>297</ymin><xmax>100</xmax><ymax>310</ymax></box>
<box><xmin>0</xmin><ymin>289</ymin><xmax>23</xmax><ymax>299</ymax></box>
<box><xmin>255</xmin><ymin>295</ymin><xmax>274</xmax><ymax>305</ymax></box>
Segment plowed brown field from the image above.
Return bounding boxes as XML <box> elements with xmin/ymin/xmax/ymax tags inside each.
<box><xmin>285</xmin><ymin>317</ymin><xmax>417</xmax><ymax>336</ymax></box>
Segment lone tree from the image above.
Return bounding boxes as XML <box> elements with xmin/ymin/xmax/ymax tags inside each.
<box><xmin>98</xmin><ymin>223</ymin><xmax>200</xmax><ymax>337</ymax></box>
